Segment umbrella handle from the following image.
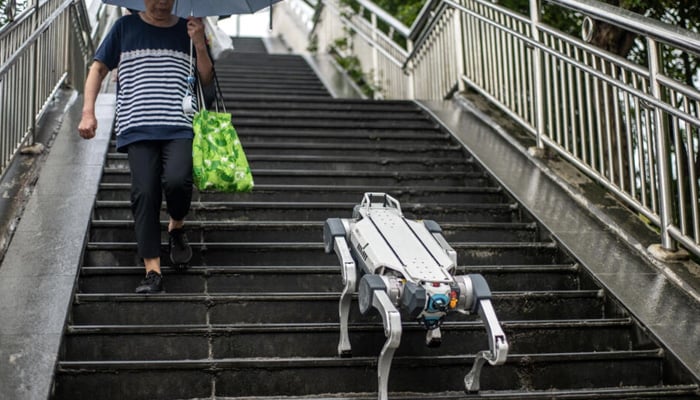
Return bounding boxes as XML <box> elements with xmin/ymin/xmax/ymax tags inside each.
<box><xmin>269</xmin><ymin>0</ymin><xmax>273</xmax><ymax>31</ymax></box>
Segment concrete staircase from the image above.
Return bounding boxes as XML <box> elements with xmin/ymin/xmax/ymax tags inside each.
<box><xmin>51</xmin><ymin>38</ymin><xmax>700</xmax><ymax>400</ymax></box>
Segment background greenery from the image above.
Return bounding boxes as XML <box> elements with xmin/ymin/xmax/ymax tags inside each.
<box><xmin>369</xmin><ymin>0</ymin><xmax>426</xmax><ymax>26</ymax></box>
<box><xmin>0</xmin><ymin>0</ymin><xmax>27</xmax><ymax>27</ymax></box>
<box><xmin>496</xmin><ymin>0</ymin><xmax>699</xmax><ymax>87</ymax></box>
<box><xmin>364</xmin><ymin>0</ymin><xmax>697</xmax><ymax>86</ymax></box>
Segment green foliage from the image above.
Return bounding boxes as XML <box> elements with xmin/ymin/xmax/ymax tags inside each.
<box><xmin>332</xmin><ymin>0</ymin><xmax>698</xmax><ymax>95</ymax></box>
<box><xmin>494</xmin><ymin>0</ymin><xmax>699</xmax><ymax>88</ymax></box>
<box><xmin>0</xmin><ymin>0</ymin><xmax>27</xmax><ymax>27</ymax></box>
<box><xmin>372</xmin><ymin>0</ymin><xmax>426</xmax><ymax>26</ymax></box>
<box><xmin>330</xmin><ymin>44</ymin><xmax>380</xmax><ymax>98</ymax></box>
<box><xmin>338</xmin><ymin>0</ymin><xmax>425</xmax><ymax>48</ymax></box>
<box><xmin>325</xmin><ymin>18</ymin><xmax>381</xmax><ymax>97</ymax></box>
<box><xmin>644</xmin><ymin>0</ymin><xmax>700</xmax><ymax>87</ymax></box>
<box><xmin>333</xmin><ymin>37</ymin><xmax>349</xmax><ymax>50</ymax></box>
<box><xmin>307</xmin><ymin>34</ymin><xmax>319</xmax><ymax>53</ymax></box>
<box><xmin>340</xmin><ymin>0</ymin><xmax>426</xmax><ymax>26</ymax></box>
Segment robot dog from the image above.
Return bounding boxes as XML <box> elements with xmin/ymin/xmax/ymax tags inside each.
<box><xmin>323</xmin><ymin>193</ymin><xmax>508</xmax><ymax>400</ymax></box>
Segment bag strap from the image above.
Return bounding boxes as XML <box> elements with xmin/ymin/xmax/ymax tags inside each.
<box><xmin>182</xmin><ymin>39</ymin><xmax>203</xmax><ymax>114</ymax></box>
<box><xmin>190</xmin><ymin>38</ymin><xmax>227</xmax><ymax>114</ymax></box>
<box><xmin>200</xmin><ymin>68</ymin><xmax>225</xmax><ymax>113</ymax></box>
<box><xmin>195</xmin><ymin>70</ymin><xmax>206</xmax><ymax>111</ymax></box>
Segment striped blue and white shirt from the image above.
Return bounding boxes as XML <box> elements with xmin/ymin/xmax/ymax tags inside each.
<box><xmin>95</xmin><ymin>14</ymin><xmax>197</xmax><ymax>152</ymax></box>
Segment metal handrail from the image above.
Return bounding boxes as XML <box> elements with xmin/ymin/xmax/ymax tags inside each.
<box><xmin>72</xmin><ymin>0</ymin><xmax>96</xmax><ymax>57</ymax></box>
<box><xmin>549</xmin><ymin>0</ymin><xmax>700</xmax><ymax>56</ymax></box>
<box><xmin>0</xmin><ymin>2</ymin><xmax>73</xmax><ymax>76</ymax></box>
<box><xmin>350</xmin><ymin>0</ymin><xmax>410</xmax><ymax>38</ymax></box>
<box><xmin>297</xmin><ymin>0</ymin><xmax>700</xmax><ymax>258</ymax></box>
<box><xmin>0</xmin><ymin>0</ymin><xmax>95</xmax><ymax>179</ymax></box>
<box><xmin>324</xmin><ymin>0</ymin><xmax>407</xmax><ymax>63</ymax></box>
<box><xmin>406</xmin><ymin>0</ymin><xmax>439</xmax><ymax>39</ymax></box>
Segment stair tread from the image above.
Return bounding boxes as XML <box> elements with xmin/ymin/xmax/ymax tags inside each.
<box><xmin>56</xmin><ymin>349</ymin><xmax>667</xmax><ymax>369</ymax></box>
<box><xmin>65</xmin><ymin>318</ymin><xmax>633</xmax><ymax>332</ymax></box>
<box><xmin>74</xmin><ymin>289</ymin><xmax>601</xmax><ymax>300</ymax></box>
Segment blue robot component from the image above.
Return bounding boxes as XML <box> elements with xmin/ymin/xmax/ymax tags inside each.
<box><xmin>323</xmin><ymin>193</ymin><xmax>509</xmax><ymax>400</ymax></box>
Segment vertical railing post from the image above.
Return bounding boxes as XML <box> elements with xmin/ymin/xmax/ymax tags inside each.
<box><xmin>453</xmin><ymin>4</ymin><xmax>466</xmax><ymax>94</ymax></box>
<box><xmin>647</xmin><ymin>37</ymin><xmax>676</xmax><ymax>251</ymax></box>
<box><xmin>66</xmin><ymin>4</ymin><xmax>73</xmax><ymax>86</ymax></box>
<box><xmin>370</xmin><ymin>12</ymin><xmax>380</xmax><ymax>99</ymax></box>
<box><xmin>29</xmin><ymin>0</ymin><xmax>40</xmax><ymax>146</ymax></box>
<box><xmin>529</xmin><ymin>0</ymin><xmax>544</xmax><ymax>150</ymax></box>
<box><xmin>406</xmin><ymin>38</ymin><xmax>415</xmax><ymax>100</ymax></box>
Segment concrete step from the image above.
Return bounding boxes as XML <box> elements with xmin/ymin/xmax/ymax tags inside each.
<box><xmin>229</xmin><ymin>37</ymin><xmax>268</xmax><ymax>53</ymax></box>
<box><xmin>76</xmin><ymin>264</ymin><xmax>583</xmax><ymax>293</ymax></box>
<box><xmin>69</xmin><ymin>290</ymin><xmax>610</xmax><ymax>325</ymax></box>
<box><xmin>62</xmin><ymin>319</ymin><xmax>637</xmax><ymax>360</ymax></box>
<box><xmin>81</xmin><ymin>241</ymin><xmax>568</xmax><ymax>267</ymax></box>
<box><xmin>54</xmin><ymin>351</ymin><xmax>675</xmax><ymax>399</ymax></box>
<box><xmin>99</xmin><ymin>168</ymin><xmax>492</xmax><ymax>187</ymax></box>
<box><xmin>87</xmin><ymin>219</ymin><xmax>540</xmax><ymax>243</ymax></box>
<box><xmin>90</xmin><ymin>201</ymin><xmax>524</xmax><ymax>223</ymax></box>
<box><xmin>105</xmin><ymin>152</ymin><xmax>476</xmax><ymax>172</ymax></box>
<box><xmin>225</xmin><ymin>97</ymin><xmax>424</xmax><ymax>112</ymax></box>
<box><xmin>95</xmin><ymin>184</ymin><xmax>510</xmax><ymax>205</ymax></box>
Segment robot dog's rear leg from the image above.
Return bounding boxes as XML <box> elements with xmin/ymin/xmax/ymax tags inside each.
<box><xmin>372</xmin><ymin>292</ymin><xmax>401</xmax><ymax>400</ymax></box>
<box><xmin>371</xmin><ymin>285</ymin><xmax>402</xmax><ymax>400</ymax></box>
<box><xmin>337</xmin><ymin>242</ymin><xmax>356</xmax><ymax>356</ymax></box>
<box><xmin>359</xmin><ymin>275</ymin><xmax>402</xmax><ymax>400</ymax></box>
<box><xmin>323</xmin><ymin>219</ymin><xmax>356</xmax><ymax>357</ymax></box>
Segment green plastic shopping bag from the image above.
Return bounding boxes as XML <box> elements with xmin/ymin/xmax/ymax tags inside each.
<box><xmin>192</xmin><ymin>109</ymin><xmax>254</xmax><ymax>192</ymax></box>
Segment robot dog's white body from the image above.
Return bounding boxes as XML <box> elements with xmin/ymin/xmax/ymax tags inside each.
<box><xmin>324</xmin><ymin>193</ymin><xmax>508</xmax><ymax>400</ymax></box>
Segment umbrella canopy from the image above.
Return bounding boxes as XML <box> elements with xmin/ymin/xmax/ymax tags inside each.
<box><xmin>103</xmin><ymin>0</ymin><xmax>283</xmax><ymax>18</ymax></box>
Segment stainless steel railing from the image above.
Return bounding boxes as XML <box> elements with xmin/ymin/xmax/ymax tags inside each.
<box><xmin>290</xmin><ymin>0</ymin><xmax>700</xmax><ymax>258</ymax></box>
<box><xmin>0</xmin><ymin>0</ymin><xmax>94</xmax><ymax>179</ymax></box>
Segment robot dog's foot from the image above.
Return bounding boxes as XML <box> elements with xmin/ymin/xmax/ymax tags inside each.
<box><xmin>464</xmin><ymin>352</ymin><xmax>489</xmax><ymax>393</ymax></box>
<box><xmin>426</xmin><ymin>327</ymin><xmax>442</xmax><ymax>348</ymax></box>
<box><xmin>338</xmin><ymin>347</ymin><xmax>352</xmax><ymax>358</ymax></box>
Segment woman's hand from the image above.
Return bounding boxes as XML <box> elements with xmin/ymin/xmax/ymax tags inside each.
<box><xmin>188</xmin><ymin>17</ymin><xmax>214</xmax><ymax>86</ymax></box>
<box><xmin>78</xmin><ymin>112</ymin><xmax>98</xmax><ymax>139</ymax></box>
<box><xmin>187</xmin><ymin>17</ymin><xmax>207</xmax><ymax>48</ymax></box>
<box><xmin>78</xmin><ymin>61</ymin><xmax>109</xmax><ymax>140</ymax></box>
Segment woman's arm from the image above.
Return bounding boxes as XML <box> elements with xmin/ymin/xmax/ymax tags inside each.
<box><xmin>78</xmin><ymin>60</ymin><xmax>109</xmax><ymax>139</ymax></box>
<box><xmin>187</xmin><ymin>17</ymin><xmax>214</xmax><ymax>86</ymax></box>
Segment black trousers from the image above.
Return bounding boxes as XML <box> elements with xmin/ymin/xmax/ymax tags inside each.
<box><xmin>127</xmin><ymin>139</ymin><xmax>193</xmax><ymax>259</ymax></box>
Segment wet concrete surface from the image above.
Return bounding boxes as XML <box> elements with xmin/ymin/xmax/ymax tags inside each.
<box><xmin>0</xmin><ymin>90</ymin><xmax>77</xmax><ymax>264</ymax></box>
<box><xmin>417</xmin><ymin>96</ymin><xmax>700</xmax><ymax>384</ymax></box>
<box><xmin>0</xmin><ymin>91</ymin><xmax>115</xmax><ymax>400</ymax></box>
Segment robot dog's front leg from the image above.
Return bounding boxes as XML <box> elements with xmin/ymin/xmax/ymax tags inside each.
<box><xmin>463</xmin><ymin>299</ymin><xmax>508</xmax><ymax>392</ymax></box>
<box><xmin>359</xmin><ymin>275</ymin><xmax>402</xmax><ymax>400</ymax></box>
<box><xmin>336</xmin><ymin>238</ymin><xmax>356</xmax><ymax>356</ymax></box>
<box><xmin>324</xmin><ymin>218</ymin><xmax>356</xmax><ymax>356</ymax></box>
<box><xmin>454</xmin><ymin>274</ymin><xmax>509</xmax><ymax>393</ymax></box>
